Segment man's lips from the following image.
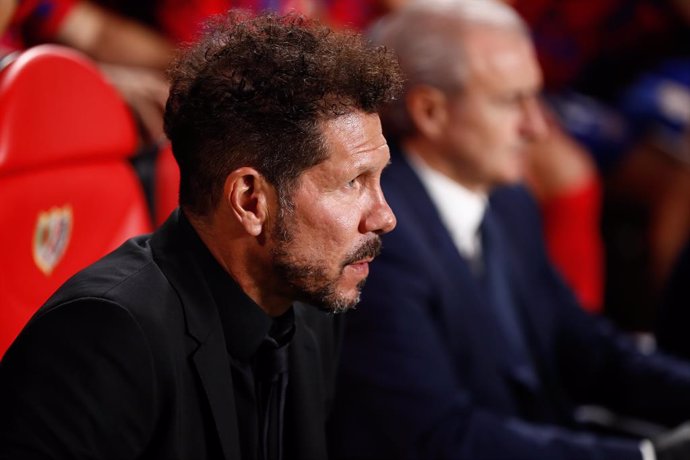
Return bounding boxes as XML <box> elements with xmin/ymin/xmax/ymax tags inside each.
<box><xmin>345</xmin><ymin>258</ymin><xmax>373</xmax><ymax>275</ymax></box>
<box><xmin>350</xmin><ymin>257</ymin><xmax>374</xmax><ymax>265</ymax></box>
<box><xmin>342</xmin><ymin>237</ymin><xmax>381</xmax><ymax>271</ymax></box>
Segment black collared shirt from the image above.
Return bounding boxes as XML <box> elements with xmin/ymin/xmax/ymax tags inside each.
<box><xmin>179</xmin><ymin>213</ymin><xmax>295</xmax><ymax>460</ymax></box>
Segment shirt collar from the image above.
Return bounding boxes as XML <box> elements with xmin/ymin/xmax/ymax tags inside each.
<box><xmin>405</xmin><ymin>150</ymin><xmax>488</xmax><ymax>259</ymax></box>
<box><xmin>178</xmin><ymin>212</ymin><xmax>293</xmax><ymax>361</ymax></box>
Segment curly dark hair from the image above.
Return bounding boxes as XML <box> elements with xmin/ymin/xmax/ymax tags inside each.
<box><xmin>164</xmin><ymin>11</ymin><xmax>403</xmax><ymax>216</ymax></box>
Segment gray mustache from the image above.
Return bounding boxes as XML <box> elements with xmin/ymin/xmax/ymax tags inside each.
<box><xmin>342</xmin><ymin>237</ymin><xmax>382</xmax><ymax>267</ymax></box>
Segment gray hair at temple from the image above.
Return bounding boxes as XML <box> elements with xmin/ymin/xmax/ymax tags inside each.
<box><xmin>371</xmin><ymin>0</ymin><xmax>529</xmax><ymax>140</ymax></box>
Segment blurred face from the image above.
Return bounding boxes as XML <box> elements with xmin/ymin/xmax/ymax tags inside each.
<box><xmin>440</xmin><ymin>26</ymin><xmax>546</xmax><ymax>192</ymax></box>
<box><xmin>269</xmin><ymin>111</ymin><xmax>396</xmax><ymax>313</ymax></box>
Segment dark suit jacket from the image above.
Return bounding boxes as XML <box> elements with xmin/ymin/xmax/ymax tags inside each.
<box><xmin>656</xmin><ymin>241</ymin><xmax>690</xmax><ymax>360</ymax></box>
<box><xmin>0</xmin><ymin>210</ymin><xmax>342</xmax><ymax>460</ymax></box>
<box><xmin>329</xmin><ymin>149</ymin><xmax>690</xmax><ymax>460</ymax></box>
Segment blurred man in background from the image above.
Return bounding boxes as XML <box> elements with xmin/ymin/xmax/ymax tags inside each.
<box><xmin>329</xmin><ymin>1</ymin><xmax>690</xmax><ymax>459</ymax></box>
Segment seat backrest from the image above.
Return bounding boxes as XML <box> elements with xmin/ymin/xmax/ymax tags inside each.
<box><xmin>0</xmin><ymin>45</ymin><xmax>153</xmax><ymax>357</ymax></box>
<box><xmin>154</xmin><ymin>142</ymin><xmax>180</xmax><ymax>227</ymax></box>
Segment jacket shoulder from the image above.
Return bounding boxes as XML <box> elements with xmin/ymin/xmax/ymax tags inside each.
<box><xmin>36</xmin><ymin>234</ymin><xmax>184</xmax><ymax>335</ymax></box>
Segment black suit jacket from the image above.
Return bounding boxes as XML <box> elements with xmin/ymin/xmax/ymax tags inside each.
<box><xmin>0</xmin><ymin>210</ymin><xmax>342</xmax><ymax>460</ymax></box>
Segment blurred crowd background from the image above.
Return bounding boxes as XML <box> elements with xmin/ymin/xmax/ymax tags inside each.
<box><xmin>2</xmin><ymin>0</ymin><xmax>690</xmax><ymax>356</ymax></box>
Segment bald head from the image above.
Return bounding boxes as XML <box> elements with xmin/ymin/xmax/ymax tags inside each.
<box><xmin>373</xmin><ymin>0</ymin><xmax>546</xmax><ymax>192</ymax></box>
<box><xmin>372</xmin><ymin>0</ymin><xmax>530</xmax><ymax>140</ymax></box>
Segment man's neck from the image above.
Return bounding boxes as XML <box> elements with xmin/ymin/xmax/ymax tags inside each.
<box><xmin>186</xmin><ymin>211</ymin><xmax>294</xmax><ymax>317</ymax></box>
<box><xmin>402</xmin><ymin>137</ymin><xmax>489</xmax><ymax>195</ymax></box>
<box><xmin>404</xmin><ymin>145</ymin><xmax>488</xmax><ymax>259</ymax></box>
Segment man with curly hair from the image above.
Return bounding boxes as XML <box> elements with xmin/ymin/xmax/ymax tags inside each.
<box><xmin>0</xmin><ymin>11</ymin><xmax>401</xmax><ymax>460</ymax></box>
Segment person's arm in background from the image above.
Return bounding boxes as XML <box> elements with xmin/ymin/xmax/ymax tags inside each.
<box><xmin>56</xmin><ymin>1</ymin><xmax>172</xmax><ymax>70</ymax></box>
<box><xmin>0</xmin><ymin>0</ymin><xmax>16</xmax><ymax>36</ymax></box>
<box><xmin>94</xmin><ymin>62</ymin><xmax>171</xmax><ymax>143</ymax></box>
<box><xmin>55</xmin><ymin>1</ymin><xmax>174</xmax><ymax>142</ymax></box>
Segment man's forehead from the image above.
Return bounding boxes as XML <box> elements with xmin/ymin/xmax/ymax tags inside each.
<box><xmin>321</xmin><ymin>111</ymin><xmax>383</xmax><ymax>138</ymax></box>
<box><xmin>459</xmin><ymin>26</ymin><xmax>541</xmax><ymax>89</ymax></box>
<box><xmin>297</xmin><ymin>112</ymin><xmax>388</xmax><ymax>182</ymax></box>
<box><xmin>319</xmin><ymin>112</ymin><xmax>387</xmax><ymax>155</ymax></box>
<box><xmin>463</xmin><ymin>26</ymin><xmax>532</xmax><ymax>67</ymax></box>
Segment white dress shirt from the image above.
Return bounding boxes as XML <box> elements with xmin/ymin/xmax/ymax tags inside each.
<box><xmin>405</xmin><ymin>150</ymin><xmax>488</xmax><ymax>266</ymax></box>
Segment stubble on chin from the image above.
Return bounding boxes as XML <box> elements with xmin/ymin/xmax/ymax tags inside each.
<box><xmin>270</xmin><ymin>233</ymin><xmax>382</xmax><ymax>314</ymax></box>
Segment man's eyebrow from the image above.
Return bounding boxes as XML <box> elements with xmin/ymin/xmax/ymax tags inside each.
<box><xmin>357</xmin><ymin>157</ymin><xmax>392</xmax><ymax>174</ymax></box>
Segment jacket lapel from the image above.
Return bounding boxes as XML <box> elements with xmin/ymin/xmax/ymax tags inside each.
<box><xmin>481</xmin><ymin>208</ymin><xmax>542</xmax><ymax>395</ymax></box>
<box><xmin>286</xmin><ymin>304</ymin><xmax>329</xmax><ymax>460</ymax></box>
<box><xmin>384</xmin><ymin>151</ymin><xmax>533</xmax><ymax>411</ymax></box>
<box><xmin>191</xmin><ymin>335</ymin><xmax>242</xmax><ymax>460</ymax></box>
<box><xmin>385</xmin><ymin>149</ymin><xmax>505</xmax><ymax>340</ymax></box>
<box><xmin>151</xmin><ymin>211</ymin><xmax>242</xmax><ymax>460</ymax></box>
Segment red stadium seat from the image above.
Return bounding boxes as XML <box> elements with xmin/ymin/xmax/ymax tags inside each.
<box><xmin>154</xmin><ymin>142</ymin><xmax>180</xmax><ymax>227</ymax></box>
<box><xmin>0</xmin><ymin>45</ymin><xmax>152</xmax><ymax>357</ymax></box>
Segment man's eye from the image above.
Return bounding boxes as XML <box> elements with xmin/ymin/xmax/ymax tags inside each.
<box><xmin>346</xmin><ymin>177</ymin><xmax>360</xmax><ymax>189</ymax></box>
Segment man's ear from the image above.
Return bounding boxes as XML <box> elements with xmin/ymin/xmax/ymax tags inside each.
<box><xmin>222</xmin><ymin>167</ymin><xmax>271</xmax><ymax>237</ymax></box>
<box><xmin>406</xmin><ymin>85</ymin><xmax>449</xmax><ymax>140</ymax></box>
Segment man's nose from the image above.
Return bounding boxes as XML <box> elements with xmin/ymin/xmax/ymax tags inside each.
<box><xmin>521</xmin><ymin>97</ymin><xmax>549</xmax><ymax>142</ymax></box>
<box><xmin>361</xmin><ymin>190</ymin><xmax>397</xmax><ymax>235</ymax></box>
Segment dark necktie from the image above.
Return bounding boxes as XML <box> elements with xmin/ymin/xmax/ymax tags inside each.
<box><xmin>479</xmin><ymin>206</ymin><xmax>540</xmax><ymax>393</ymax></box>
<box><xmin>255</xmin><ymin>330</ymin><xmax>291</xmax><ymax>460</ymax></box>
